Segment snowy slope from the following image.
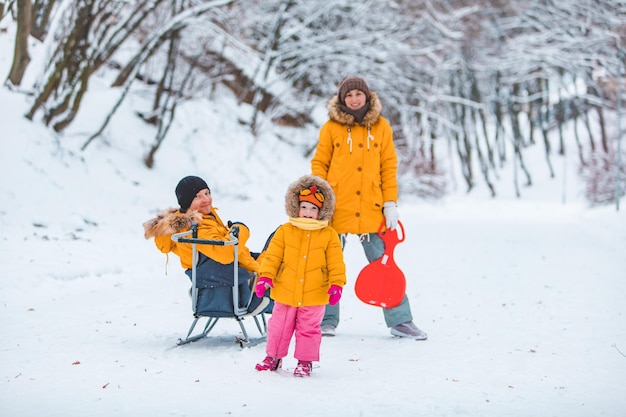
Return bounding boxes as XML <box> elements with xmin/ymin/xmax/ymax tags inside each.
<box><xmin>1</xmin><ymin>21</ymin><xmax>625</xmax><ymax>417</ymax></box>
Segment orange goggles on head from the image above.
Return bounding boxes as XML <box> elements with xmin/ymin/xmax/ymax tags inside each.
<box><xmin>299</xmin><ymin>185</ymin><xmax>324</xmax><ymax>208</ymax></box>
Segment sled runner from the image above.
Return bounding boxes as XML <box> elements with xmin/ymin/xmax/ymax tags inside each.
<box><xmin>171</xmin><ymin>224</ymin><xmax>270</xmax><ymax>347</ymax></box>
<box><xmin>354</xmin><ymin>220</ymin><xmax>406</xmax><ymax>308</ymax></box>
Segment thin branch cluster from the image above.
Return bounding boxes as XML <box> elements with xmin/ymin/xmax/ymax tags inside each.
<box><xmin>4</xmin><ymin>0</ymin><xmax>626</xmax><ymax>202</ymax></box>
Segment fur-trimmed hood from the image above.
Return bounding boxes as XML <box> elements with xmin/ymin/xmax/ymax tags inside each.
<box><xmin>143</xmin><ymin>208</ymin><xmax>202</xmax><ymax>239</ymax></box>
<box><xmin>285</xmin><ymin>175</ymin><xmax>335</xmax><ymax>221</ymax></box>
<box><xmin>327</xmin><ymin>91</ymin><xmax>383</xmax><ymax>127</ymax></box>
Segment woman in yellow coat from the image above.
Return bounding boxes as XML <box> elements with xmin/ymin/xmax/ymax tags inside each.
<box><xmin>254</xmin><ymin>175</ymin><xmax>346</xmax><ymax>377</ymax></box>
<box><xmin>311</xmin><ymin>76</ymin><xmax>427</xmax><ymax>340</ymax></box>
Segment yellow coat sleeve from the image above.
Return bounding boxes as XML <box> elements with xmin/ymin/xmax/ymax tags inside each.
<box><xmin>310</xmin><ymin>122</ymin><xmax>333</xmax><ymax>179</ymax></box>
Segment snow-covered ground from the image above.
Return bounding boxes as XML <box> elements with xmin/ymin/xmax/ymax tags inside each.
<box><xmin>1</xmin><ymin>22</ymin><xmax>625</xmax><ymax>417</ymax></box>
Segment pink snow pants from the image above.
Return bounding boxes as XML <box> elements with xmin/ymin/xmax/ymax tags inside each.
<box><xmin>265</xmin><ymin>302</ymin><xmax>325</xmax><ymax>362</ymax></box>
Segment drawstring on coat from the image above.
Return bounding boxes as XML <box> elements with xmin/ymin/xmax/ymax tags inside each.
<box><xmin>346</xmin><ymin>125</ymin><xmax>375</xmax><ymax>153</ymax></box>
<box><xmin>347</xmin><ymin>128</ymin><xmax>353</xmax><ymax>153</ymax></box>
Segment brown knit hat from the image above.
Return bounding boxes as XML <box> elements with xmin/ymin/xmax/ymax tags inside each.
<box><xmin>338</xmin><ymin>76</ymin><xmax>370</xmax><ymax>103</ymax></box>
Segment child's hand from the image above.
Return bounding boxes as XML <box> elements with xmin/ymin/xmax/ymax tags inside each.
<box><xmin>328</xmin><ymin>285</ymin><xmax>342</xmax><ymax>306</ymax></box>
<box><xmin>255</xmin><ymin>276</ymin><xmax>273</xmax><ymax>298</ymax></box>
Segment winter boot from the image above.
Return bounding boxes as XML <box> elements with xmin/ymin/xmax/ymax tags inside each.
<box><xmin>321</xmin><ymin>324</ymin><xmax>336</xmax><ymax>337</ymax></box>
<box><xmin>255</xmin><ymin>356</ymin><xmax>282</xmax><ymax>371</ymax></box>
<box><xmin>390</xmin><ymin>321</ymin><xmax>428</xmax><ymax>340</ymax></box>
<box><xmin>293</xmin><ymin>360</ymin><xmax>312</xmax><ymax>377</ymax></box>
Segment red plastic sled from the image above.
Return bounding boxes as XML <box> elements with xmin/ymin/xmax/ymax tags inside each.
<box><xmin>355</xmin><ymin>220</ymin><xmax>406</xmax><ymax>308</ymax></box>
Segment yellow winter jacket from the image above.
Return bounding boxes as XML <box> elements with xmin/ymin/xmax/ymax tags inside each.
<box><xmin>260</xmin><ymin>217</ymin><xmax>346</xmax><ymax>308</ymax></box>
<box><xmin>311</xmin><ymin>92</ymin><xmax>398</xmax><ymax>235</ymax></box>
<box><xmin>143</xmin><ymin>208</ymin><xmax>259</xmax><ymax>274</ymax></box>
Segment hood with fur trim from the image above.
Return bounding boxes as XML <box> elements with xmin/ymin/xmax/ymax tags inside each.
<box><xmin>143</xmin><ymin>208</ymin><xmax>202</xmax><ymax>239</ymax></box>
<box><xmin>327</xmin><ymin>91</ymin><xmax>383</xmax><ymax>127</ymax></box>
<box><xmin>285</xmin><ymin>175</ymin><xmax>335</xmax><ymax>221</ymax></box>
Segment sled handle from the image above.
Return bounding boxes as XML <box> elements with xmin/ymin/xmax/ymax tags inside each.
<box><xmin>377</xmin><ymin>220</ymin><xmax>405</xmax><ymax>244</ymax></box>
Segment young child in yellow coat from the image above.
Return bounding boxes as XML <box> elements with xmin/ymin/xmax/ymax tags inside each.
<box><xmin>254</xmin><ymin>175</ymin><xmax>346</xmax><ymax>377</ymax></box>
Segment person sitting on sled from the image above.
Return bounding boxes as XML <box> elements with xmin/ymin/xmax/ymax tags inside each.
<box><xmin>143</xmin><ymin>175</ymin><xmax>262</xmax><ymax>314</ymax></box>
<box><xmin>311</xmin><ymin>75</ymin><xmax>427</xmax><ymax>340</ymax></box>
<box><xmin>254</xmin><ymin>175</ymin><xmax>346</xmax><ymax>377</ymax></box>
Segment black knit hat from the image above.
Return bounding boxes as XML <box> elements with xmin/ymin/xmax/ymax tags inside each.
<box><xmin>338</xmin><ymin>76</ymin><xmax>370</xmax><ymax>103</ymax></box>
<box><xmin>175</xmin><ymin>176</ymin><xmax>209</xmax><ymax>212</ymax></box>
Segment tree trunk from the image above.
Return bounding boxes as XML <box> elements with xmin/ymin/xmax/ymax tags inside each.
<box><xmin>508</xmin><ymin>86</ymin><xmax>532</xmax><ymax>189</ymax></box>
<box><xmin>30</xmin><ymin>0</ymin><xmax>56</xmax><ymax>41</ymax></box>
<box><xmin>0</xmin><ymin>0</ymin><xmax>13</xmax><ymax>21</ymax></box>
<box><xmin>25</xmin><ymin>0</ymin><xmax>91</xmax><ymax>123</ymax></box>
<box><xmin>6</xmin><ymin>0</ymin><xmax>31</xmax><ymax>86</ymax></box>
<box><xmin>535</xmin><ymin>78</ymin><xmax>554</xmax><ymax>178</ymax></box>
<box><xmin>492</xmin><ymin>73</ymin><xmax>506</xmax><ymax>167</ymax></box>
<box><xmin>596</xmin><ymin>106</ymin><xmax>609</xmax><ymax>153</ymax></box>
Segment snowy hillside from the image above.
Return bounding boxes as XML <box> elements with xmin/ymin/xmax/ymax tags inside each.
<box><xmin>1</xmin><ymin>19</ymin><xmax>626</xmax><ymax>417</ymax></box>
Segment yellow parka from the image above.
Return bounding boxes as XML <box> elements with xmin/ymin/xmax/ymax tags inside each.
<box><xmin>143</xmin><ymin>207</ymin><xmax>259</xmax><ymax>274</ymax></box>
<box><xmin>311</xmin><ymin>92</ymin><xmax>398</xmax><ymax>235</ymax></box>
<box><xmin>260</xmin><ymin>175</ymin><xmax>346</xmax><ymax>307</ymax></box>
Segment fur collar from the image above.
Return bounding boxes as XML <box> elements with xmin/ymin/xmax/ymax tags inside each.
<box><xmin>143</xmin><ymin>208</ymin><xmax>202</xmax><ymax>239</ymax></box>
<box><xmin>285</xmin><ymin>175</ymin><xmax>336</xmax><ymax>221</ymax></box>
<box><xmin>327</xmin><ymin>91</ymin><xmax>383</xmax><ymax>127</ymax></box>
